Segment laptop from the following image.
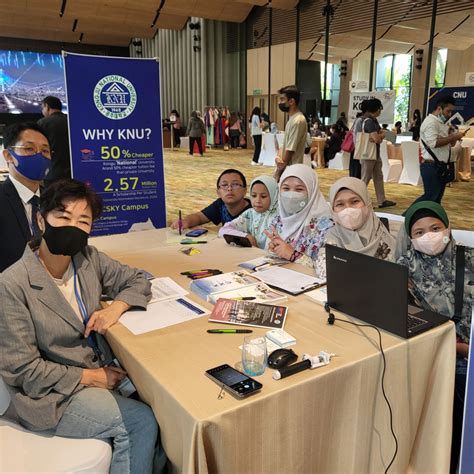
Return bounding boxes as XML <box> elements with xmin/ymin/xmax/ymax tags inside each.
<box><xmin>325</xmin><ymin>245</ymin><xmax>450</xmax><ymax>338</ymax></box>
<box><xmin>395</xmin><ymin>135</ymin><xmax>413</xmax><ymax>144</ymax></box>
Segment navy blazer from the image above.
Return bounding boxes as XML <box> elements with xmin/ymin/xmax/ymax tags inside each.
<box><xmin>0</xmin><ymin>177</ymin><xmax>33</xmax><ymax>272</ymax></box>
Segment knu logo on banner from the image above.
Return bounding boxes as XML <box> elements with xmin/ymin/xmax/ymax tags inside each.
<box><xmin>64</xmin><ymin>52</ymin><xmax>166</xmax><ymax>236</ymax></box>
<box><xmin>94</xmin><ymin>75</ymin><xmax>137</xmax><ymax>120</ymax></box>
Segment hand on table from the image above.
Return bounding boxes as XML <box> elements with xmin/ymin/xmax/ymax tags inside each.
<box><xmin>171</xmin><ymin>216</ymin><xmax>190</xmax><ymax>230</ymax></box>
<box><xmin>81</xmin><ymin>366</ymin><xmax>127</xmax><ymax>389</ymax></box>
<box><xmin>456</xmin><ymin>342</ymin><xmax>469</xmax><ymax>359</ymax></box>
<box><xmin>246</xmin><ymin>234</ymin><xmax>257</xmax><ymax>247</ymax></box>
<box><xmin>264</xmin><ymin>226</ymin><xmax>294</xmax><ymax>260</ymax></box>
<box><xmin>84</xmin><ymin>300</ymin><xmax>130</xmax><ymax>337</ymax></box>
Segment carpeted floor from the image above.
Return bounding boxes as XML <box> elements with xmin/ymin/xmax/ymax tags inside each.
<box><xmin>163</xmin><ymin>147</ymin><xmax>473</xmax><ymax>231</ymax></box>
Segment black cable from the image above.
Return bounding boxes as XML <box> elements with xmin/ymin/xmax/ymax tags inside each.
<box><xmin>325</xmin><ymin>304</ymin><xmax>399</xmax><ymax>473</ymax></box>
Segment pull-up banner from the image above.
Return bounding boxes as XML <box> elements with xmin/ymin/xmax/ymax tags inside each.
<box><xmin>64</xmin><ymin>52</ymin><xmax>166</xmax><ymax>236</ymax></box>
<box><xmin>348</xmin><ymin>90</ymin><xmax>396</xmax><ymax>124</ymax></box>
<box><xmin>428</xmin><ymin>86</ymin><xmax>474</xmax><ymax>126</ymax></box>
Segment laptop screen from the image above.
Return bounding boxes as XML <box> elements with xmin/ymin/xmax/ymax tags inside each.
<box><xmin>325</xmin><ymin>245</ymin><xmax>409</xmax><ymax>337</ymax></box>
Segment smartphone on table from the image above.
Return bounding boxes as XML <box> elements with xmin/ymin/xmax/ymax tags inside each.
<box><xmin>223</xmin><ymin>234</ymin><xmax>252</xmax><ymax>248</ymax></box>
<box><xmin>186</xmin><ymin>229</ymin><xmax>208</xmax><ymax>237</ymax></box>
<box><xmin>205</xmin><ymin>364</ymin><xmax>262</xmax><ymax>398</ymax></box>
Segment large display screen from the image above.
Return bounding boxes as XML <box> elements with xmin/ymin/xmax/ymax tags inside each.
<box><xmin>0</xmin><ymin>50</ymin><xmax>66</xmax><ymax>114</ymax></box>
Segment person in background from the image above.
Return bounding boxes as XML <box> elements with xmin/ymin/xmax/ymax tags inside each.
<box><xmin>311</xmin><ymin>119</ymin><xmax>323</xmax><ymax>138</ymax></box>
<box><xmin>170</xmin><ymin>169</ymin><xmax>251</xmax><ymax>229</ymax></box>
<box><xmin>38</xmin><ymin>96</ymin><xmax>71</xmax><ymax>185</ymax></box>
<box><xmin>414</xmin><ymin>95</ymin><xmax>466</xmax><ymax>204</ymax></box>
<box><xmin>358</xmin><ymin>98</ymin><xmax>396</xmax><ymax>209</ymax></box>
<box><xmin>186</xmin><ymin>111</ymin><xmax>206</xmax><ymax>157</ymax></box>
<box><xmin>264</xmin><ymin>164</ymin><xmax>333</xmax><ymax>277</ymax></box>
<box><xmin>326</xmin><ymin>177</ymin><xmax>395</xmax><ymax>261</ymax></box>
<box><xmin>337</xmin><ymin>112</ymin><xmax>348</xmax><ymax>128</ymax></box>
<box><xmin>219</xmin><ymin>175</ymin><xmax>278</xmax><ymax>249</ymax></box>
<box><xmin>170</xmin><ymin>109</ymin><xmax>182</xmax><ymax>147</ymax></box>
<box><xmin>0</xmin><ymin>122</ymin><xmax>51</xmax><ymax>272</ymax></box>
<box><xmin>275</xmin><ymin>85</ymin><xmax>308</xmax><ymax>181</ymax></box>
<box><xmin>381</xmin><ymin>124</ymin><xmax>396</xmax><ymax>144</ymax></box>
<box><xmin>324</xmin><ymin>123</ymin><xmax>344</xmax><ymax>166</ymax></box>
<box><xmin>229</xmin><ymin>112</ymin><xmax>242</xmax><ymax>149</ymax></box>
<box><xmin>409</xmin><ymin>108</ymin><xmax>422</xmax><ymax>141</ymax></box>
<box><xmin>249</xmin><ymin>107</ymin><xmax>263</xmax><ymax>165</ymax></box>
<box><xmin>0</xmin><ymin>179</ymin><xmax>167</xmax><ymax>473</ymax></box>
<box><xmin>395</xmin><ymin>201</ymin><xmax>472</xmax><ymax>473</ymax></box>
<box><xmin>349</xmin><ymin>107</ymin><xmax>366</xmax><ymax>179</ymax></box>
<box><xmin>394</xmin><ymin>121</ymin><xmax>402</xmax><ymax>134</ymax></box>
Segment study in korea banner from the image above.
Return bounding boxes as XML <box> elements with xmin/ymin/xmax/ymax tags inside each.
<box><xmin>348</xmin><ymin>90</ymin><xmax>396</xmax><ymax>124</ymax></box>
<box><xmin>64</xmin><ymin>52</ymin><xmax>166</xmax><ymax>236</ymax></box>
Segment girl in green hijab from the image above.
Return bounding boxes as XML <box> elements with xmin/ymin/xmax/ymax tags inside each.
<box><xmin>219</xmin><ymin>175</ymin><xmax>279</xmax><ymax>249</ymax></box>
<box><xmin>396</xmin><ymin>200</ymin><xmax>473</xmax><ymax>472</ymax></box>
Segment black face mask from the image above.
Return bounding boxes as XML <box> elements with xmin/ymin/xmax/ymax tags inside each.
<box><xmin>278</xmin><ymin>102</ymin><xmax>290</xmax><ymax>113</ymax></box>
<box><xmin>43</xmin><ymin>220</ymin><xmax>89</xmax><ymax>256</ymax></box>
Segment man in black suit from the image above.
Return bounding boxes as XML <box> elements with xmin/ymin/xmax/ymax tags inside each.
<box><xmin>0</xmin><ymin>122</ymin><xmax>51</xmax><ymax>272</ymax></box>
<box><xmin>38</xmin><ymin>96</ymin><xmax>71</xmax><ymax>185</ymax></box>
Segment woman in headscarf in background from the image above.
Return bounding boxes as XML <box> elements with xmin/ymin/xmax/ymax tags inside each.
<box><xmin>395</xmin><ymin>200</ymin><xmax>472</xmax><ymax>473</ymax></box>
<box><xmin>264</xmin><ymin>164</ymin><xmax>333</xmax><ymax>276</ymax></box>
<box><xmin>219</xmin><ymin>175</ymin><xmax>278</xmax><ymax>249</ymax></box>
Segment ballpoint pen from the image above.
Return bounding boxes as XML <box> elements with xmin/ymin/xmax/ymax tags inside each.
<box><xmin>230</xmin><ymin>297</ymin><xmax>256</xmax><ymax>301</ymax></box>
<box><xmin>207</xmin><ymin>329</ymin><xmax>253</xmax><ymax>334</ymax></box>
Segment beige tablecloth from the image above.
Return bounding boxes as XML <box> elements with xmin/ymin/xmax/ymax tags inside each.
<box><xmin>311</xmin><ymin>137</ymin><xmax>327</xmax><ymax>168</ymax></box>
<box><xmin>92</xmin><ymin>229</ymin><xmax>456</xmax><ymax>474</ymax></box>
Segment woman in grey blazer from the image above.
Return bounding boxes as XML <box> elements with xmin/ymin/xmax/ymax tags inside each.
<box><xmin>0</xmin><ymin>179</ymin><xmax>166</xmax><ymax>474</ymax></box>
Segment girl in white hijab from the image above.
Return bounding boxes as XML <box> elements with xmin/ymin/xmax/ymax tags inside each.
<box><xmin>264</xmin><ymin>164</ymin><xmax>333</xmax><ymax>275</ymax></box>
<box><xmin>326</xmin><ymin>177</ymin><xmax>395</xmax><ymax>260</ymax></box>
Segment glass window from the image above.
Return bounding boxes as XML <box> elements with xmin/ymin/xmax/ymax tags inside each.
<box><xmin>375</xmin><ymin>55</ymin><xmax>393</xmax><ymax>90</ymax></box>
<box><xmin>393</xmin><ymin>54</ymin><xmax>412</xmax><ymax>124</ymax></box>
<box><xmin>435</xmin><ymin>48</ymin><xmax>448</xmax><ymax>87</ymax></box>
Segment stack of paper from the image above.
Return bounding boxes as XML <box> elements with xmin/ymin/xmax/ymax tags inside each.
<box><xmin>119</xmin><ymin>277</ymin><xmax>210</xmax><ymax>335</ymax></box>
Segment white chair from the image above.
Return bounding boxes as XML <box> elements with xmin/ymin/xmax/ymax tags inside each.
<box><xmin>380</xmin><ymin>140</ymin><xmax>402</xmax><ymax>183</ymax></box>
<box><xmin>375</xmin><ymin>211</ymin><xmax>405</xmax><ymax>238</ymax></box>
<box><xmin>328</xmin><ymin>151</ymin><xmax>350</xmax><ymax>170</ymax></box>
<box><xmin>452</xmin><ymin>230</ymin><xmax>474</xmax><ymax>248</ymax></box>
<box><xmin>399</xmin><ymin>141</ymin><xmax>422</xmax><ymax>186</ymax></box>
<box><xmin>258</xmin><ymin>133</ymin><xmax>279</xmax><ymax>166</ymax></box>
<box><xmin>0</xmin><ymin>376</ymin><xmax>112</xmax><ymax>473</ymax></box>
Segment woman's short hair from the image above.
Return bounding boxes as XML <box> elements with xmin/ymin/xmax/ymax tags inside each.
<box><xmin>40</xmin><ymin>179</ymin><xmax>103</xmax><ymax>221</ymax></box>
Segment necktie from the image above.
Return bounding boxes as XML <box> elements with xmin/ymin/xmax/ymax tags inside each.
<box><xmin>29</xmin><ymin>195</ymin><xmax>40</xmax><ymax>238</ymax></box>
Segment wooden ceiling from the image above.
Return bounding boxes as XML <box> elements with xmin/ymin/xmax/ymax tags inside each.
<box><xmin>298</xmin><ymin>4</ymin><xmax>474</xmax><ymax>63</ymax></box>
<box><xmin>0</xmin><ymin>0</ymin><xmax>297</xmax><ymax>47</ymax></box>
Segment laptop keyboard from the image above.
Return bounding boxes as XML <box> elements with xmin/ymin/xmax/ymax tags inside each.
<box><xmin>408</xmin><ymin>314</ymin><xmax>428</xmax><ymax>331</ymax></box>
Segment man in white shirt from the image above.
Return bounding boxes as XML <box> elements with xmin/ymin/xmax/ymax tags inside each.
<box><xmin>415</xmin><ymin>95</ymin><xmax>466</xmax><ymax>204</ymax></box>
<box><xmin>0</xmin><ymin>122</ymin><xmax>51</xmax><ymax>271</ymax></box>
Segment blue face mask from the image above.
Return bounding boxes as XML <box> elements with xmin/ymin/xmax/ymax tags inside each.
<box><xmin>8</xmin><ymin>149</ymin><xmax>51</xmax><ymax>181</ymax></box>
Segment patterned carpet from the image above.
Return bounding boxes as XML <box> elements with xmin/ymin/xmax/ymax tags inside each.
<box><xmin>163</xmin><ymin>147</ymin><xmax>474</xmax><ymax>231</ymax></box>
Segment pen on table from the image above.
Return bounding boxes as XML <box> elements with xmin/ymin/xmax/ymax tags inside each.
<box><xmin>230</xmin><ymin>297</ymin><xmax>256</xmax><ymax>301</ymax></box>
<box><xmin>207</xmin><ymin>329</ymin><xmax>253</xmax><ymax>334</ymax></box>
<box><xmin>178</xmin><ymin>210</ymin><xmax>182</xmax><ymax>235</ymax></box>
<box><xmin>181</xmin><ymin>240</ymin><xmax>208</xmax><ymax>245</ymax></box>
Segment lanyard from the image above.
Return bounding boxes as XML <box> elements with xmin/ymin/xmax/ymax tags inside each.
<box><xmin>72</xmin><ymin>260</ymin><xmax>102</xmax><ymax>361</ymax></box>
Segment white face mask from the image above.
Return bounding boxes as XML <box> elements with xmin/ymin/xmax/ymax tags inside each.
<box><xmin>411</xmin><ymin>229</ymin><xmax>450</xmax><ymax>256</ymax></box>
<box><xmin>280</xmin><ymin>191</ymin><xmax>308</xmax><ymax>216</ymax></box>
<box><xmin>334</xmin><ymin>206</ymin><xmax>368</xmax><ymax>230</ymax></box>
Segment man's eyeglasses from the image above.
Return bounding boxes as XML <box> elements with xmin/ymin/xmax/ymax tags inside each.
<box><xmin>218</xmin><ymin>183</ymin><xmax>245</xmax><ymax>190</ymax></box>
<box><xmin>10</xmin><ymin>145</ymin><xmax>52</xmax><ymax>158</ymax></box>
